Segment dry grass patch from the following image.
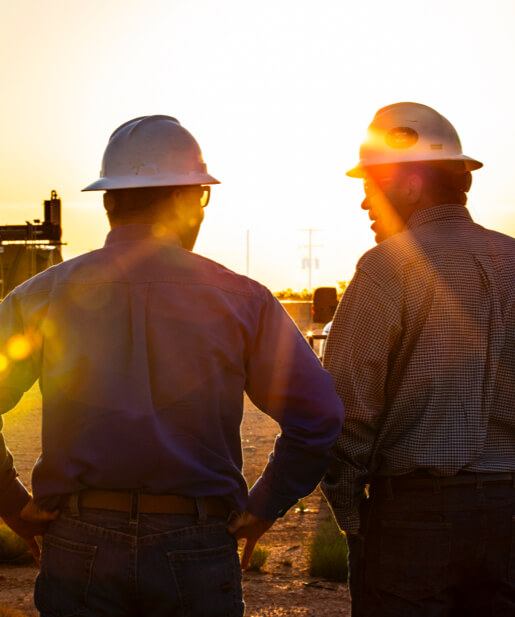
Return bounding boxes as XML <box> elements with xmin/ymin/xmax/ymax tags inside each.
<box><xmin>0</xmin><ymin>605</ymin><xmax>28</xmax><ymax>617</ymax></box>
<box><xmin>247</xmin><ymin>544</ymin><xmax>271</xmax><ymax>571</ymax></box>
<box><xmin>308</xmin><ymin>516</ymin><xmax>348</xmax><ymax>582</ymax></box>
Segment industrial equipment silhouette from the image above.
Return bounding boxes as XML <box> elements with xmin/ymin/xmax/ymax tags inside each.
<box><xmin>0</xmin><ymin>190</ymin><xmax>64</xmax><ymax>299</ymax></box>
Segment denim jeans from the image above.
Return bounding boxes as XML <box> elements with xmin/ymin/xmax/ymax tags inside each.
<box><xmin>35</xmin><ymin>506</ymin><xmax>244</xmax><ymax>617</ymax></box>
<box><xmin>347</xmin><ymin>479</ymin><xmax>515</xmax><ymax>617</ymax></box>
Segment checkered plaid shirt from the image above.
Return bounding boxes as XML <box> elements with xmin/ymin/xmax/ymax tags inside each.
<box><xmin>321</xmin><ymin>204</ymin><xmax>515</xmax><ymax>532</ymax></box>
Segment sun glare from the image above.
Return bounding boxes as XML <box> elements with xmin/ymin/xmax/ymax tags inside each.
<box><xmin>6</xmin><ymin>335</ymin><xmax>32</xmax><ymax>361</ymax></box>
<box><xmin>1</xmin><ymin>1</ymin><xmax>515</xmax><ymax>290</ymax></box>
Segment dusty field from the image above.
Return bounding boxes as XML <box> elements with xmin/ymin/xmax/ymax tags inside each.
<box><xmin>0</xmin><ymin>387</ymin><xmax>350</xmax><ymax>616</ymax></box>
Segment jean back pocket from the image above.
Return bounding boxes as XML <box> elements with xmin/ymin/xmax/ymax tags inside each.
<box><xmin>35</xmin><ymin>533</ymin><xmax>97</xmax><ymax>617</ymax></box>
<box><xmin>378</xmin><ymin>519</ymin><xmax>451</xmax><ymax>601</ymax></box>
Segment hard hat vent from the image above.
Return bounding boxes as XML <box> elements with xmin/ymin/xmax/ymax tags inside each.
<box><xmin>347</xmin><ymin>102</ymin><xmax>483</xmax><ymax>178</ymax></box>
<box><xmin>385</xmin><ymin>127</ymin><xmax>419</xmax><ymax>149</ymax></box>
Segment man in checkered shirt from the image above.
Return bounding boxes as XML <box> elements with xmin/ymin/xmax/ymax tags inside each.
<box><xmin>321</xmin><ymin>102</ymin><xmax>515</xmax><ymax>616</ymax></box>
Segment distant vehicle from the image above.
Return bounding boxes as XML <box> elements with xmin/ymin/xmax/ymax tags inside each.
<box><xmin>307</xmin><ymin>320</ymin><xmax>332</xmax><ymax>361</ymax></box>
<box><xmin>307</xmin><ymin>287</ymin><xmax>338</xmax><ymax>359</ymax></box>
<box><xmin>312</xmin><ymin>286</ymin><xmax>337</xmax><ymax>324</ymax></box>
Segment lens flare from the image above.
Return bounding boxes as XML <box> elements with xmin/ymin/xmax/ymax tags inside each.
<box><xmin>7</xmin><ymin>335</ymin><xmax>32</xmax><ymax>360</ymax></box>
<box><xmin>42</xmin><ymin>319</ymin><xmax>57</xmax><ymax>339</ymax></box>
<box><xmin>152</xmin><ymin>223</ymin><xmax>167</xmax><ymax>238</ymax></box>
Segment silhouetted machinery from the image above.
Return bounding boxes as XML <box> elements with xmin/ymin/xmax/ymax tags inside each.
<box><xmin>0</xmin><ymin>190</ymin><xmax>64</xmax><ymax>299</ymax></box>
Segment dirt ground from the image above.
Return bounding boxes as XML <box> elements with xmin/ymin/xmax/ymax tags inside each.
<box><xmin>0</xmin><ymin>388</ymin><xmax>350</xmax><ymax>616</ymax></box>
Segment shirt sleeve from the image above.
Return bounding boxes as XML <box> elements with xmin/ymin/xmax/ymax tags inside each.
<box><xmin>0</xmin><ymin>292</ymin><xmax>39</xmax><ymax>516</ymax></box>
<box><xmin>244</xmin><ymin>292</ymin><xmax>345</xmax><ymax>520</ymax></box>
<box><xmin>320</xmin><ymin>268</ymin><xmax>402</xmax><ymax>532</ymax></box>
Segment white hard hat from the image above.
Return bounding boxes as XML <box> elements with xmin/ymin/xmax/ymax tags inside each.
<box><xmin>82</xmin><ymin>115</ymin><xmax>220</xmax><ymax>191</ymax></box>
<box><xmin>347</xmin><ymin>102</ymin><xmax>483</xmax><ymax>178</ymax></box>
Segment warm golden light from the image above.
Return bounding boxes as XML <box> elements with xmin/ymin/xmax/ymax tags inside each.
<box><xmin>69</xmin><ymin>273</ymin><xmax>112</xmax><ymax>311</ymax></box>
<box><xmin>7</xmin><ymin>335</ymin><xmax>32</xmax><ymax>360</ymax></box>
<box><xmin>1</xmin><ymin>1</ymin><xmax>514</xmax><ymax>292</ymax></box>
<box><xmin>0</xmin><ymin>354</ymin><xmax>8</xmax><ymax>373</ymax></box>
<box><xmin>152</xmin><ymin>223</ymin><xmax>167</xmax><ymax>238</ymax></box>
<box><xmin>41</xmin><ymin>319</ymin><xmax>57</xmax><ymax>339</ymax></box>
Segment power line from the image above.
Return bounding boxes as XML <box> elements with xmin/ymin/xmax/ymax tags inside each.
<box><xmin>246</xmin><ymin>229</ymin><xmax>250</xmax><ymax>277</ymax></box>
<box><xmin>299</xmin><ymin>228</ymin><xmax>323</xmax><ymax>291</ymax></box>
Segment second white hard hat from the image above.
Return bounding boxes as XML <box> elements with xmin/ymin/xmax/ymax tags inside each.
<box><xmin>82</xmin><ymin>115</ymin><xmax>220</xmax><ymax>191</ymax></box>
<box><xmin>347</xmin><ymin>102</ymin><xmax>483</xmax><ymax>178</ymax></box>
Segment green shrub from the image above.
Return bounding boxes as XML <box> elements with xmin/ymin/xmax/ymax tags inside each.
<box><xmin>0</xmin><ymin>605</ymin><xmax>28</xmax><ymax>616</ymax></box>
<box><xmin>274</xmin><ymin>288</ymin><xmax>312</xmax><ymax>301</ymax></box>
<box><xmin>0</xmin><ymin>524</ymin><xmax>34</xmax><ymax>565</ymax></box>
<box><xmin>308</xmin><ymin>516</ymin><xmax>348</xmax><ymax>582</ymax></box>
<box><xmin>247</xmin><ymin>544</ymin><xmax>270</xmax><ymax>571</ymax></box>
<box><xmin>295</xmin><ymin>498</ymin><xmax>308</xmax><ymax>514</ymax></box>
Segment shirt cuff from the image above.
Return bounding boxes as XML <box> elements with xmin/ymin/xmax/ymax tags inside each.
<box><xmin>0</xmin><ymin>477</ymin><xmax>31</xmax><ymax>517</ymax></box>
<box><xmin>247</xmin><ymin>479</ymin><xmax>298</xmax><ymax>521</ymax></box>
<box><xmin>327</xmin><ymin>505</ymin><xmax>361</xmax><ymax>534</ymax></box>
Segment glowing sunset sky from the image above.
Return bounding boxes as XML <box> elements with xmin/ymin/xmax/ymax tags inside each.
<box><xmin>1</xmin><ymin>0</ymin><xmax>514</xmax><ymax>290</ymax></box>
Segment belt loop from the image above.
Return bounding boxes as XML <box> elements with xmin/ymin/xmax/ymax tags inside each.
<box><xmin>129</xmin><ymin>491</ymin><xmax>140</xmax><ymax>523</ymax></box>
<box><xmin>385</xmin><ymin>477</ymin><xmax>394</xmax><ymax>501</ymax></box>
<box><xmin>195</xmin><ymin>497</ymin><xmax>207</xmax><ymax>523</ymax></box>
<box><xmin>68</xmin><ymin>491</ymin><xmax>80</xmax><ymax>517</ymax></box>
<box><xmin>432</xmin><ymin>477</ymin><xmax>441</xmax><ymax>495</ymax></box>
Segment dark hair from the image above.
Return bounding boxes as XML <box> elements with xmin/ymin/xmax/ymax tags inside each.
<box><xmin>400</xmin><ymin>162</ymin><xmax>472</xmax><ymax>206</ymax></box>
<box><xmin>103</xmin><ymin>187</ymin><xmax>176</xmax><ymax>225</ymax></box>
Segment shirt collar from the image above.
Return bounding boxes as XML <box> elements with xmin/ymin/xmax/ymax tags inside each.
<box><xmin>407</xmin><ymin>204</ymin><xmax>473</xmax><ymax>231</ymax></box>
<box><xmin>104</xmin><ymin>224</ymin><xmax>182</xmax><ymax>247</ymax></box>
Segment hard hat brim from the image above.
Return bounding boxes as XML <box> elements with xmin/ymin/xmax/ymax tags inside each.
<box><xmin>346</xmin><ymin>155</ymin><xmax>483</xmax><ymax>178</ymax></box>
<box><xmin>82</xmin><ymin>171</ymin><xmax>221</xmax><ymax>192</ymax></box>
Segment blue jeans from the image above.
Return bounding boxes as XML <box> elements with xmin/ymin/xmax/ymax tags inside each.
<box><xmin>348</xmin><ymin>479</ymin><xmax>515</xmax><ymax>617</ymax></box>
<box><xmin>35</xmin><ymin>506</ymin><xmax>244</xmax><ymax>617</ymax></box>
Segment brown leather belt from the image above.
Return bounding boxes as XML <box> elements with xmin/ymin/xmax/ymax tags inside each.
<box><xmin>372</xmin><ymin>471</ymin><xmax>514</xmax><ymax>493</ymax></box>
<box><xmin>61</xmin><ymin>489</ymin><xmax>230</xmax><ymax>517</ymax></box>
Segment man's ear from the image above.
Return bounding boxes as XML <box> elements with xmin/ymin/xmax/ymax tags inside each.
<box><xmin>170</xmin><ymin>188</ymin><xmax>204</xmax><ymax>231</ymax></box>
<box><xmin>164</xmin><ymin>188</ymin><xmax>188</xmax><ymax>223</ymax></box>
<box><xmin>406</xmin><ymin>173</ymin><xmax>423</xmax><ymax>204</ymax></box>
<box><xmin>171</xmin><ymin>188</ymin><xmax>199</xmax><ymax>218</ymax></box>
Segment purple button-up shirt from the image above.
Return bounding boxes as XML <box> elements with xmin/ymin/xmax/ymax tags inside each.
<box><xmin>0</xmin><ymin>224</ymin><xmax>344</xmax><ymax>519</ymax></box>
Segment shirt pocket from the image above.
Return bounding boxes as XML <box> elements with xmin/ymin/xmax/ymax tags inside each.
<box><xmin>377</xmin><ymin>519</ymin><xmax>451</xmax><ymax>601</ymax></box>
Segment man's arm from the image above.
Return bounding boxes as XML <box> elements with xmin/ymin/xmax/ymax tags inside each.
<box><xmin>0</xmin><ymin>292</ymin><xmax>37</xmax><ymax>517</ymax></box>
<box><xmin>226</xmin><ymin>512</ymin><xmax>274</xmax><ymax>569</ymax></box>
<box><xmin>0</xmin><ymin>422</ymin><xmax>31</xmax><ymax>516</ymax></box>
<box><xmin>231</xmin><ymin>291</ymin><xmax>345</xmax><ymax>561</ymax></box>
<box><xmin>0</xmin><ymin>410</ymin><xmax>53</xmax><ymax>565</ymax></box>
<box><xmin>0</xmin><ymin>292</ymin><xmax>54</xmax><ymax>561</ymax></box>
<box><xmin>2</xmin><ymin>499</ymin><xmax>59</xmax><ymax>565</ymax></box>
<box><xmin>321</xmin><ymin>268</ymin><xmax>401</xmax><ymax>533</ymax></box>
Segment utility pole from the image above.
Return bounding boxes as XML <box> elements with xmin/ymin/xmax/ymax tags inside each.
<box><xmin>299</xmin><ymin>228</ymin><xmax>322</xmax><ymax>291</ymax></box>
<box><xmin>246</xmin><ymin>229</ymin><xmax>250</xmax><ymax>277</ymax></box>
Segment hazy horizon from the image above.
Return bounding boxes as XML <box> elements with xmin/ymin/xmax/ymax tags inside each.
<box><xmin>1</xmin><ymin>0</ymin><xmax>514</xmax><ymax>290</ymax></box>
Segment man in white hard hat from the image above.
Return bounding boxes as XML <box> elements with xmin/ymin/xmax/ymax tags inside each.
<box><xmin>321</xmin><ymin>102</ymin><xmax>515</xmax><ymax>616</ymax></box>
<box><xmin>0</xmin><ymin>115</ymin><xmax>345</xmax><ymax>616</ymax></box>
